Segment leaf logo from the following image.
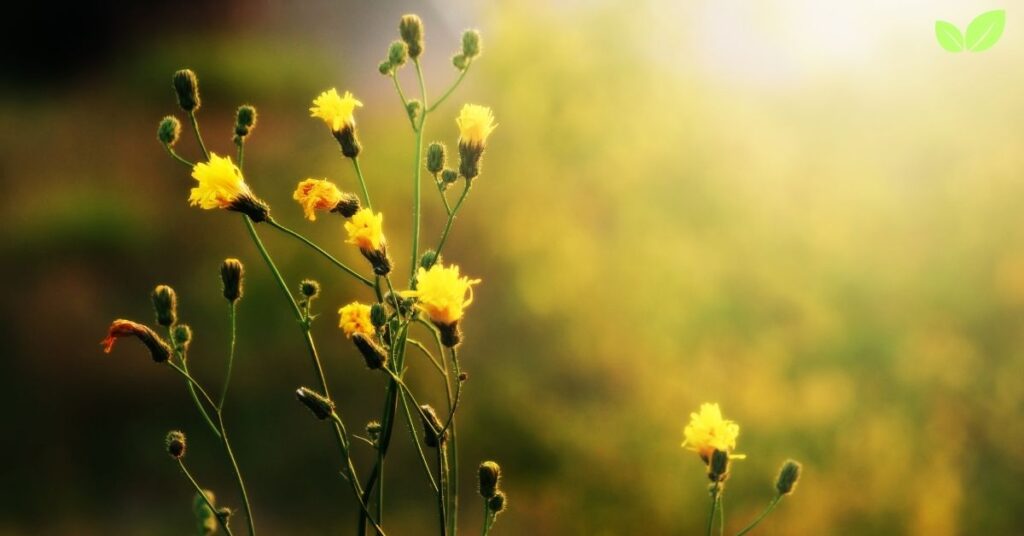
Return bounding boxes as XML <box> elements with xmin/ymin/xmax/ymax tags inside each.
<box><xmin>935</xmin><ymin>10</ymin><xmax>1006</xmax><ymax>52</ymax></box>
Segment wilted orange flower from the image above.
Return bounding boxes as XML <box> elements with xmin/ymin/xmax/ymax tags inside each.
<box><xmin>293</xmin><ymin>178</ymin><xmax>343</xmax><ymax>221</ymax></box>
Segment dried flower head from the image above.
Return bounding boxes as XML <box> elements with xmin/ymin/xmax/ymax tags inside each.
<box><xmin>101</xmin><ymin>319</ymin><xmax>172</xmax><ymax>363</ymax></box>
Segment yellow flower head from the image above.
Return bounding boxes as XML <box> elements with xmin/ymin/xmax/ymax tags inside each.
<box><xmin>293</xmin><ymin>178</ymin><xmax>343</xmax><ymax>221</ymax></box>
<box><xmin>310</xmin><ymin>88</ymin><xmax>363</xmax><ymax>132</ymax></box>
<box><xmin>338</xmin><ymin>302</ymin><xmax>374</xmax><ymax>338</ymax></box>
<box><xmin>345</xmin><ymin>208</ymin><xmax>385</xmax><ymax>251</ymax></box>
<box><xmin>189</xmin><ymin>153</ymin><xmax>252</xmax><ymax>210</ymax></box>
<box><xmin>456</xmin><ymin>104</ymin><xmax>496</xmax><ymax>146</ymax></box>
<box><xmin>682</xmin><ymin>403</ymin><xmax>746</xmax><ymax>462</ymax></box>
<box><xmin>404</xmin><ymin>264</ymin><xmax>481</xmax><ymax>326</ymax></box>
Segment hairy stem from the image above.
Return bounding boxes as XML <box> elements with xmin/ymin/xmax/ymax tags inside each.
<box><xmin>177</xmin><ymin>459</ymin><xmax>234</xmax><ymax>536</ymax></box>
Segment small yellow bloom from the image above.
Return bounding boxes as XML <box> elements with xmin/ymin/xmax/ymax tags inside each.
<box><xmin>345</xmin><ymin>208</ymin><xmax>385</xmax><ymax>251</ymax></box>
<box><xmin>293</xmin><ymin>178</ymin><xmax>343</xmax><ymax>221</ymax></box>
<box><xmin>404</xmin><ymin>264</ymin><xmax>481</xmax><ymax>326</ymax></box>
<box><xmin>456</xmin><ymin>104</ymin><xmax>496</xmax><ymax>146</ymax></box>
<box><xmin>310</xmin><ymin>88</ymin><xmax>363</xmax><ymax>132</ymax></box>
<box><xmin>189</xmin><ymin>153</ymin><xmax>252</xmax><ymax>210</ymax></box>
<box><xmin>338</xmin><ymin>302</ymin><xmax>374</xmax><ymax>338</ymax></box>
<box><xmin>682</xmin><ymin>403</ymin><xmax>746</xmax><ymax>462</ymax></box>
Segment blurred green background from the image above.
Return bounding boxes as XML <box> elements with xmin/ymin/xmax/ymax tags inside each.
<box><xmin>3</xmin><ymin>0</ymin><xmax>1024</xmax><ymax>534</ymax></box>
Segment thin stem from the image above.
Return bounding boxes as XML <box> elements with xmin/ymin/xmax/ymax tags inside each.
<box><xmin>735</xmin><ymin>495</ymin><xmax>783</xmax><ymax>536</ymax></box>
<box><xmin>330</xmin><ymin>414</ymin><xmax>389</xmax><ymax>536</ymax></box>
<box><xmin>427</xmin><ymin>65</ymin><xmax>471</xmax><ymax>114</ymax></box>
<box><xmin>391</xmin><ymin>73</ymin><xmax>410</xmax><ymax>109</ymax></box>
<box><xmin>706</xmin><ymin>485</ymin><xmax>719</xmax><ymax>536</ymax></box>
<box><xmin>217</xmin><ymin>415</ymin><xmax>256</xmax><ymax>536</ymax></box>
<box><xmin>432</xmin><ymin>173</ymin><xmax>453</xmax><ymax>216</ymax></box>
<box><xmin>446</xmin><ymin>347</ymin><xmax>461</xmax><ymax>536</ymax></box>
<box><xmin>177</xmin><ymin>459</ymin><xmax>234</xmax><ymax>536</ymax></box>
<box><xmin>399</xmin><ymin>389</ymin><xmax>440</xmax><ymax>492</ymax></box>
<box><xmin>410</xmin><ymin>58</ymin><xmax>428</xmax><ymax>281</ymax></box>
<box><xmin>163</xmin><ymin>144</ymin><xmax>194</xmax><ymax>168</ymax></box>
<box><xmin>187</xmin><ymin>111</ymin><xmax>210</xmax><ymax>160</ymax></box>
<box><xmin>481</xmin><ymin>502</ymin><xmax>491</xmax><ymax>536</ymax></box>
<box><xmin>352</xmin><ymin>158</ymin><xmax>373</xmax><ymax>211</ymax></box>
<box><xmin>436</xmin><ymin>444</ymin><xmax>450</xmax><ymax>536</ymax></box>
<box><xmin>218</xmin><ymin>303</ymin><xmax>238</xmax><ymax>410</ymax></box>
<box><xmin>169</xmin><ymin>332</ymin><xmax>221</xmax><ymax>439</ymax></box>
<box><xmin>265</xmin><ymin>219</ymin><xmax>374</xmax><ymax>287</ymax></box>
<box><xmin>408</xmin><ymin>339</ymin><xmax>446</xmax><ymax>378</ymax></box>
<box><xmin>167</xmin><ymin>361</ymin><xmax>219</xmax><ymax>412</ymax></box>
<box><xmin>718</xmin><ymin>493</ymin><xmax>725</xmax><ymax>536</ymax></box>
<box><xmin>434</xmin><ymin>183</ymin><xmax>471</xmax><ymax>262</ymax></box>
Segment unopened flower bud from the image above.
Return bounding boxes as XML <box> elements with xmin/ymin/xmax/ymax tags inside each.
<box><xmin>296</xmin><ymin>387</ymin><xmax>335</xmax><ymax>420</ymax></box>
<box><xmin>234</xmin><ymin>105</ymin><xmax>257</xmax><ymax>139</ymax></box>
<box><xmin>462</xmin><ymin>30</ymin><xmax>481</xmax><ymax>58</ymax></box>
<box><xmin>388</xmin><ymin>40</ymin><xmax>409</xmax><ymax>67</ymax></box>
<box><xmin>172</xmin><ymin>324</ymin><xmax>193</xmax><ymax>350</ymax></box>
<box><xmin>300</xmin><ymin>279</ymin><xmax>321</xmax><ymax>299</ymax></box>
<box><xmin>366</xmin><ymin>421</ymin><xmax>382</xmax><ymax>443</ymax></box>
<box><xmin>101</xmin><ymin>319</ymin><xmax>172</xmax><ymax>363</ymax></box>
<box><xmin>378</xmin><ymin>60</ymin><xmax>393</xmax><ymax>75</ymax></box>
<box><xmin>173</xmin><ymin>69</ymin><xmax>201</xmax><ymax>112</ymax></box>
<box><xmin>452</xmin><ymin>54</ymin><xmax>470</xmax><ymax>71</ymax></box>
<box><xmin>193</xmin><ymin>490</ymin><xmax>218</xmax><ymax>535</ymax></box>
<box><xmin>353</xmin><ymin>333</ymin><xmax>388</xmax><ymax>370</ymax></box>
<box><xmin>426</xmin><ymin>142</ymin><xmax>447</xmax><ymax>174</ymax></box>
<box><xmin>152</xmin><ymin>285</ymin><xmax>178</xmax><ymax>327</ymax></box>
<box><xmin>332</xmin><ymin>192</ymin><xmax>361</xmax><ymax>218</ymax></box>
<box><xmin>420</xmin><ymin>404</ymin><xmax>446</xmax><ymax>448</ymax></box>
<box><xmin>220</xmin><ymin>258</ymin><xmax>244</xmax><ymax>303</ymax></box>
<box><xmin>158</xmin><ymin>116</ymin><xmax>181</xmax><ymax>146</ymax></box>
<box><xmin>406</xmin><ymin>99</ymin><xmax>423</xmax><ymax>125</ymax></box>
<box><xmin>488</xmin><ymin>490</ymin><xmax>507</xmax><ymax>514</ymax></box>
<box><xmin>478</xmin><ymin>461</ymin><xmax>501</xmax><ymax>498</ymax></box>
<box><xmin>370</xmin><ymin>303</ymin><xmax>388</xmax><ymax>328</ymax></box>
<box><xmin>399</xmin><ymin>14</ymin><xmax>424</xmax><ymax>59</ymax></box>
<box><xmin>775</xmin><ymin>459</ymin><xmax>802</xmax><ymax>496</ymax></box>
<box><xmin>708</xmin><ymin>449</ymin><xmax>730</xmax><ymax>483</ymax></box>
<box><xmin>166</xmin><ymin>430</ymin><xmax>186</xmax><ymax>459</ymax></box>
<box><xmin>420</xmin><ymin>249</ymin><xmax>439</xmax><ymax>270</ymax></box>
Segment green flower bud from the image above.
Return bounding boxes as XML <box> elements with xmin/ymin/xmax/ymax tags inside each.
<box><xmin>441</xmin><ymin>168</ymin><xmax>459</xmax><ymax>185</ymax></box>
<box><xmin>406</xmin><ymin>99</ymin><xmax>423</xmax><ymax>125</ymax></box>
<box><xmin>296</xmin><ymin>387</ymin><xmax>335</xmax><ymax>420</ymax></box>
<box><xmin>478</xmin><ymin>461</ymin><xmax>501</xmax><ymax>498</ymax></box>
<box><xmin>775</xmin><ymin>459</ymin><xmax>802</xmax><ymax>496</ymax></box>
<box><xmin>462</xmin><ymin>29</ymin><xmax>481</xmax><ymax>58</ymax></box>
<box><xmin>452</xmin><ymin>54</ymin><xmax>470</xmax><ymax>71</ymax></box>
<box><xmin>158</xmin><ymin>116</ymin><xmax>181</xmax><ymax>146</ymax></box>
<box><xmin>165</xmin><ymin>430</ymin><xmax>186</xmax><ymax>459</ymax></box>
<box><xmin>388</xmin><ymin>40</ymin><xmax>409</xmax><ymax>67</ymax></box>
<box><xmin>172</xmin><ymin>69</ymin><xmax>201</xmax><ymax>112</ymax></box>
<box><xmin>370</xmin><ymin>303</ymin><xmax>387</xmax><ymax>328</ymax></box>
<box><xmin>300</xmin><ymin>279</ymin><xmax>321</xmax><ymax>299</ymax></box>
<box><xmin>234</xmin><ymin>104</ymin><xmax>257</xmax><ymax>138</ymax></box>
<box><xmin>192</xmin><ymin>490</ymin><xmax>218</xmax><ymax>535</ymax></box>
<box><xmin>420</xmin><ymin>404</ymin><xmax>446</xmax><ymax>448</ymax></box>
<box><xmin>378</xmin><ymin>60</ymin><xmax>393</xmax><ymax>75</ymax></box>
<box><xmin>172</xmin><ymin>324</ymin><xmax>193</xmax><ymax>350</ymax></box>
<box><xmin>152</xmin><ymin>284</ymin><xmax>178</xmax><ymax>327</ymax></box>
<box><xmin>220</xmin><ymin>258</ymin><xmax>244</xmax><ymax>303</ymax></box>
<box><xmin>488</xmin><ymin>490</ymin><xmax>507</xmax><ymax>514</ymax></box>
<box><xmin>426</xmin><ymin>142</ymin><xmax>447</xmax><ymax>174</ymax></box>
<box><xmin>399</xmin><ymin>14</ymin><xmax>424</xmax><ymax>59</ymax></box>
<box><xmin>420</xmin><ymin>249</ymin><xmax>439</xmax><ymax>270</ymax></box>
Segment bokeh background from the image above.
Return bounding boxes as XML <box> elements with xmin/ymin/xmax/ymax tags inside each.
<box><xmin>3</xmin><ymin>0</ymin><xmax>1024</xmax><ymax>534</ymax></box>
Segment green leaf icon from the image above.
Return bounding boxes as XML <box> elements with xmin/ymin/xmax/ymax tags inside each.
<box><xmin>965</xmin><ymin>10</ymin><xmax>1006</xmax><ymax>51</ymax></box>
<box><xmin>935</xmin><ymin>20</ymin><xmax>965</xmax><ymax>52</ymax></box>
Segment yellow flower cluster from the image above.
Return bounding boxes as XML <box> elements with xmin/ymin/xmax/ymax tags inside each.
<box><xmin>345</xmin><ymin>208</ymin><xmax>386</xmax><ymax>251</ymax></box>
<box><xmin>310</xmin><ymin>89</ymin><xmax>363</xmax><ymax>132</ymax></box>
<box><xmin>682</xmin><ymin>403</ymin><xmax>746</xmax><ymax>461</ymax></box>
<box><xmin>293</xmin><ymin>178</ymin><xmax>343</xmax><ymax>221</ymax></box>
<box><xmin>189</xmin><ymin>153</ymin><xmax>252</xmax><ymax>210</ymax></box>
<box><xmin>456</xmin><ymin>104</ymin><xmax>496</xmax><ymax>146</ymax></box>
<box><xmin>404</xmin><ymin>264</ymin><xmax>481</xmax><ymax>326</ymax></box>
<box><xmin>338</xmin><ymin>302</ymin><xmax>374</xmax><ymax>338</ymax></box>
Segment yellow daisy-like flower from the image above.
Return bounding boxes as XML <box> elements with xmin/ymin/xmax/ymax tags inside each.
<box><xmin>682</xmin><ymin>403</ymin><xmax>746</xmax><ymax>462</ymax></box>
<box><xmin>345</xmin><ymin>208</ymin><xmax>385</xmax><ymax>251</ymax></box>
<box><xmin>189</xmin><ymin>153</ymin><xmax>252</xmax><ymax>210</ymax></box>
<box><xmin>310</xmin><ymin>88</ymin><xmax>363</xmax><ymax>132</ymax></box>
<box><xmin>404</xmin><ymin>264</ymin><xmax>481</xmax><ymax>326</ymax></box>
<box><xmin>338</xmin><ymin>301</ymin><xmax>374</xmax><ymax>338</ymax></box>
<box><xmin>293</xmin><ymin>178</ymin><xmax>343</xmax><ymax>221</ymax></box>
<box><xmin>456</xmin><ymin>104</ymin><xmax>496</xmax><ymax>146</ymax></box>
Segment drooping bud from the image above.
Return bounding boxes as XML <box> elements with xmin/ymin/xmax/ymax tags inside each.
<box><xmin>101</xmin><ymin>319</ymin><xmax>173</xmax><ymax>363</ymax></box>
<box><xmin>452</xmin><ymin>54</ymin><xmax>470</xmax><ymax>71</ymax></box>
<box><xmin>426</xmin><ymin>142</ymin><xmax>447</xmax><ymax>174</ymax></box>
<box><xmin>478</xmin><ymin>461</ymin><xmax>501</xmax><ymax>498</ymax></box>
<box><xmin>462</xmin><ymin>29</ymin><xmax>482</xmax><ymax>59</ymax></box>
<box><xmin>353</xmin><ymin>333</ymin><xmax>388</xmax><ymax>370</ymax></box>
<box><xmin>420</xmin><ymin>404</ymin><xmax>446</xmax><ymax>448</ymax></box>
<box><xmin>775</xmin><ymin>459</ymin><xmax>802</xmax><ymax>496</ymax></box>
<box><xmin>220</xmin><ymin>258</ymin><xmax>244</xmax><ymax>303</ymax></box>
<box><xmin>441</xmin><ymin>168</ymin><xmax>459</xmax><ymax>186</ymax></box>
<box><xmin>420</xmin><ymin>249</ymin><xmax>439</xmax><ymax>270</ymax></box>
<box><xmin>488</xmin><ymin>490</ymin><xmax>507</xmax><ymax>514</ymax></box>
<box><xmin>370</xmin><ymin>303</ymin><xmax>388</xmax><ymax>328</ymax></box>
<box><xmin>332</xmin><ymin>192</ymin><xmax>361</xmax><ymax>218</ymax></box>
<box><xmin>708</xmin><ymin>449</ymin><xmax>730</xmax><ymax>483</ymax></box>
<box><xmin>166</xmin><ymin>430</ymin><xmax>187</xmax><ymax>459</ymax></box>
<box><xmin>158</xmin><ymin>116</ymin><xmax>181</xmax><ymax>146</ymax></box>
<box><xmin>388</xmin><ymin>40</ymin><xmax>409</xmax><ymax>68</ymax></box>
<box><xmin>399</xmin><ymin>14</ymin><xmax>425</xmax><ymax>59</ymax></box>
<box><xmin>300</xmin><ymin>279</ymin><xmax>321</xmax><ymax>299</ymax></box>
<box><xmin>173</xmin><ymin>69</ymin><xmax>201</xmax><ymax>112</ymax></box>
<box><xmin>378</xmin><ymin>60</ymin><xmax>393</xmax><ymax>76</ymax></box>
<box><xmin>172</xmin><ymin>324</ymin><xmax>193</xmax><ymax>350</ymax></box>
<box><xmin>234</xmin><ymin>104</ymin><xmax>258</xmax><ymax>139</ymax></box>
<box><xmin>296</xmin><ymin>387</ymin><xmax>335</xmax><ymax>420</ymax></box>
<box><xmin>152</xmin><ymin>285</ymin><xmax>178</xmax><ymax>327</ymax></box>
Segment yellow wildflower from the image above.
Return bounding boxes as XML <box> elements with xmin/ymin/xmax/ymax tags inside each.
<box><xmin>345</xmin><ymin>208</ymin><xmax>385</xmax><ymax>251</ymax></box>
<box><xmin>310</xmin><ymin>88</ymin><xmax>363</xmax><ymax>132</ymax></box>
<box><xmin>338</xmin><ymin>302</ymin><xmax>374</xmax><ymax>338</ymax></box>
<box><xmin>189</xmin><ymin>153</ymin><xmax>252</xmax><ymax>210</ymax></box>
<box><xmin>682</xmin><ymin>403</ymin><xmax>746</xmax><ymax>462</ymax></box>
<box><xmin>404</xmin><ymin>264</ymin><xmax>481</xmax><ymax>326</ymax></box>
<box><xmin>293</xmin><ymin>178</ymin><xmax>343</xmax><ymax>221</ymax></box>
<box><xmin>456</xmin><ymin>104</ymin><xmax>496</xmax><ymax>146</ymax></box>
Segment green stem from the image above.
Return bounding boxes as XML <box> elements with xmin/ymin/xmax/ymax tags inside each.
<box><xmin>434</xmin><ymin>183</ymin><xmax>471</xmax><ymax>262</ymax></box>
<box><xmin>265</xmin><ymin>219</ymin><xmax>374</xmax><ymax>287</ymax></box>
<box><xmin>735</xmin><ymin>495</ymin><xmax>782</xmax><ymax>536</ymax></box>
<box><xmin>177</xmin><ymin>459</ymin><xmax>234</xmax><ymax>536</ymax></box>
<box><xmin>218</xmin><ymin>303</ymin><xmax>237</xmax><ymax>410</ymax></box>
<box><xmin>410</xmin><ymin>58</ymin><xmax>428</xmax><ymax>280</ymax></box>
<box><xmin>408</xmin><ymin>339</ymin><xmax>446</xmax><ymax>377</ymax></box>
<box><xmin>719</xmin><ymin>493</ymin><xmax>725</xmax><ymax>536</ymax></box>
<box><xmin>399</xmin><ymin>389</ymin><xmax>440</xmax><ymax>492</ymax></box>
<box><xmin>217</xmin><ymin>414</ymin><xmax>257</xmax><ymax>536</ymax></box>
<box><xmin>706</xmin><ymin>485</ymin><xmax>719</xmax><ymax>536</ymax></box>
<box><xmin>169</xmin><ymin>333</ymin><xmax>221</xmax><ymax>439</ymax></box>
<box><xmin>481</xmin><ymin>502</ymin><xmax>491</xmax><ymax>536</ymax></box>
<box><xmin>163</xmin><ymin>144</ymin><xmax>194</xmax><ymax>168</ymax></box>
<box><xmin>427</xmin><ymin>65</ymin><xmax>470</xmax><ymax>114</ymax></box>
<box><xmin>330</xmin><ymin>414</ymin><xmax>389</xmax><ymax>536</ymax></box>
<box><xmin>436</xmin><ymin>444</ymin><xmax>450</xmax><ymax>536</ymax></box>
<box><xmin>236</xmin><ymin>140</ymin><xmax>245</xmax><ymax>169</ymax></box>
<box><xmin>187</xmin><ymin>111</ymin><xmax>210</xmax><ymax>160</ymax></box>
<box><xmin>447</xmin><ymin>347</ymin><xmax>461</xmax><ymax>536</ymax></box>
<box><xmin>432</xmin><ymin>173</ymin><xmax>453</xmax><ymax>216</ymax></box>
<box><xmin>352</xmin><ymin>157</ymin><xmax>373</xmax><ymax>211</ymax></box>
